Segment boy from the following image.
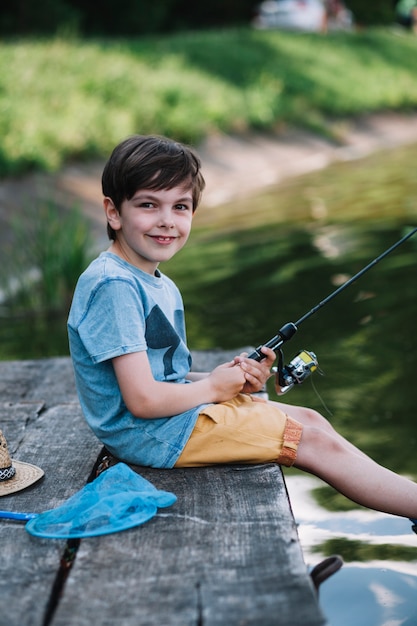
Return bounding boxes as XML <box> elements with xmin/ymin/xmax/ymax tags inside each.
<box><xmin>68</xmin><ymin>134</ymin><xmax>417</xmax><ymax>523</ymax></box>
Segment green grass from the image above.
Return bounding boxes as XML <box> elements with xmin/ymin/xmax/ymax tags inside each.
<box><xmin>1</xmin><ymin>26</ymin><xmax>417</xmax><ymax>176</ymax></box>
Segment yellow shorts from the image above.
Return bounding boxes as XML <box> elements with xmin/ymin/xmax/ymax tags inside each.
<box><xmin>174</xmin><ymin>393</ymin><xmax>303</xmax><ymax>468</ymax></box>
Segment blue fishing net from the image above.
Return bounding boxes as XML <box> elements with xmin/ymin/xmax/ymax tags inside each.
<box><xmin>25</xmin><ymin>463</ymin><xmax>176</xmax><ymax>539</ymax></box>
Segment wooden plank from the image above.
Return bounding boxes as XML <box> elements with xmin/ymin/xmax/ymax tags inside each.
<box><xmin>0</xmin><ymin>356</ymin><xmax>79</xmax><ymax>406</ymax></box>
<box><xmin>0</xmin><ymin>357</ymin><xmax>326</xmax><ymax>626</ymax></box>
<box><xmin>0</xmin><ymin>359</ymin><xmax>101</xmax><ymax>626</ymax></box>
<box><xmin>54</xmin><ymin>463</ymin><xmax>326</xmax><ymax>626</ymax></box>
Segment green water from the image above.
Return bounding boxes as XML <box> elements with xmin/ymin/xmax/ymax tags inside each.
<box><xmin>1</xmin><ymin>141</ymin><xmax>417</xmax><ymax>625</ymax></box>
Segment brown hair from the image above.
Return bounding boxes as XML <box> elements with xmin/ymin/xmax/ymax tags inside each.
<box><xmin>102</xmin><ymin>135</ymin><xmax>206</xmax><ymax>241</ymax></box>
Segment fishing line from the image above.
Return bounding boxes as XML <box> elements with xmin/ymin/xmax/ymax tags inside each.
<box><xmin>310</xmin><ymin>372</ymin><xmax>333</xmax><ymax>418</ymax></box>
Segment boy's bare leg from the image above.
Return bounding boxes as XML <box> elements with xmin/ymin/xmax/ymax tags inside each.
<box><xmin>274</xmin><ymin>400</ymin><xmax>368</xmax><ymax>459</ymax></box>
<box><xmin>273</xmin><ymin>401</ymin><xmax>417</xmax><ymax>519</ymax></box>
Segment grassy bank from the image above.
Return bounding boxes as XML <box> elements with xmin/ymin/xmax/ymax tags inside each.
<box><xmin>1</xmin><ymin>27</ymin><xmax>417</xmax><ymax>176</ymax></box>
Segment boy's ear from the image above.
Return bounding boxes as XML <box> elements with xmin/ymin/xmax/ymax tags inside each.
<box><xmin>103</xmin><ymin>197</ymin><xmax>121</xmax><ymax>231</ymax></box>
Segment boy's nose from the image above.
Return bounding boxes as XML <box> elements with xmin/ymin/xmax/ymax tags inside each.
<box><xmin>158</xmin><ymin>209</ymin><xmax>175</xmax><ymax>228</ymax></box>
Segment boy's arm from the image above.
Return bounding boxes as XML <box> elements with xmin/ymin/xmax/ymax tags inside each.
<box><xmin>112</xmin><ymin>350</ymin><xmax>247</xmax><ymax>419</ymax></box>
<box><xmin>113</xmin><ymin>346</ymin><xmax>276</xmax><ymax>419</ymax></box>
<box><xmin>185</xmin><ymin>371</ymin><xmax>209</xmax><ymax>381</ymax></box>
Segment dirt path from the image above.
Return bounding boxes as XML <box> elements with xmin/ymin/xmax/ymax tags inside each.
<box><xmin>1</xmin><ymin>111</ymin><xmax>417</xmax><ymax>250</ymax></box>
<box><xmin>199</xmin><ymin>112</ymin><xmax>417</xmax><ymax>207</ymax></box>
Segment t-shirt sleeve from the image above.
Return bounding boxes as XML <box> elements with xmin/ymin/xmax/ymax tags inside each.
<box><xmin>78</xmin><ymin>278</ymin><xmax>147</xmax><ymax>363</ymax></box>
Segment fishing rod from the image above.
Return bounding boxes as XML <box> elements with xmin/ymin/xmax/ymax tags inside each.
<box><xmin>248</xmin><ymin>227</ymin><xmax>417</xmax><ymax>394</ymax></box>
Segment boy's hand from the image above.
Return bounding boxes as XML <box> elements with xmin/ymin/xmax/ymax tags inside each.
<box><xmin>207</xmin><ymin>361</ymin><xmax>247</xmax><ymax>402</ymax></box>
<box><xmin>233</xmin><ymin>346</ymin><xmax>276</xmax><ymax>394</ymax></box>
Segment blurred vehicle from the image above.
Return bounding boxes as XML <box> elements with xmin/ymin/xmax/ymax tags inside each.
<box><xmin>252</xmin><ymin>0</ymin><xmax>326</xmax><ymax>31</ymax></box>
<box><xmin>252</xmin><ymin>0</ymin><xmax>353</xmax><ymax>32</ymax></box>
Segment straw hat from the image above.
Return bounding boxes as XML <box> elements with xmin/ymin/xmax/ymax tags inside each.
<box><xmin>0</xmin><ymin>429</ymin><xmax>44</xmax><ymax>496</ymax></box>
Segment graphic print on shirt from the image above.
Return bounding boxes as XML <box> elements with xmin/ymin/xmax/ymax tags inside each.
<box><xmin>145</xmin><ymin>305</ymin><xmax>191</xmax><ymax>377</ymax></box>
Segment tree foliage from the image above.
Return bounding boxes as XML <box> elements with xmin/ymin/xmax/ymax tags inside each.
<box><xmin>0</xmin><ymin>0</ymin><xmax>398</xmax><ymax>36</ymax></box>
<box><xmin>346</xmin><ymin>0</ymin><xmax>396</xmax><ymax>26</ymax></box>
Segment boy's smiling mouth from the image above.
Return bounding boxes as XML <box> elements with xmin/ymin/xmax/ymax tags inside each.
<box><xmin>150</xmin><ymin>235</ymin><xmax>177</xmax><ymax>243</ymax></box>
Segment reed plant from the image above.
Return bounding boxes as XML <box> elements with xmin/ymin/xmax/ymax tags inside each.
<box><xmin>0</xmin><ymin>200</ymin><xmax>93</xmax><ymax>313</ymax></box>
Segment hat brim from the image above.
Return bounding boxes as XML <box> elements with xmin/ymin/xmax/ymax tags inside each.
<box><xmin>0</xmin><ymin>460</ymin><xmax>44</xmax><ymax>497</ymax></box>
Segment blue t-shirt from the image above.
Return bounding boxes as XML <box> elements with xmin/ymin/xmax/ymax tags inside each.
<box><xmin>68</xmin><ymin>252</ymin><xmax>207</xmax><ymax>468</ymax></box>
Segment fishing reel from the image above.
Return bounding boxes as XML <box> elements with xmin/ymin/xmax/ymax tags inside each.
<box><xmin>273</xmin><ymin>349</ymin><xmax>319</xmax><ymax>395</ymax></box>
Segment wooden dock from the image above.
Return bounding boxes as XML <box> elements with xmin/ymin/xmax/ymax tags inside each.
<box><xmin>0</xmin><ymin>355</ymin><xmax>327</xmax><ymax>626</ymax></box>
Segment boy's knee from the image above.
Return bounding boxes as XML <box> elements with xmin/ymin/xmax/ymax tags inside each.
<box><xmin>301</xmin><ymin>425</ymin><xmax>344</xmax><ymax>456</ymax></box>
<box><xmin>295</xmin><ymin>425</ymin><xmax>333</xmax><ymax>471</ymax></box>
<box><xmin>303</xmin><ymin>407</ymin><xmax>331</xmax><ymax>429</ymax></box>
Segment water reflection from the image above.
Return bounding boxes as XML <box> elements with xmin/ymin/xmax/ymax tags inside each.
<box><xmin>0</xmin><ymin>309</ymin><xmax>70</xmax><ymax>359</ymax></box>
<box><xmin>286</xmin><ymin>474</ymin><xmax>417</xmax><ymax>625</ymax></box>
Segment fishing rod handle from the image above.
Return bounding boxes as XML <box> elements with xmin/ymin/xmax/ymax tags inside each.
<box><xmin>247</xmin><ymin>322</ymin><xmax>298</xmax><ymax>361</ymax></box>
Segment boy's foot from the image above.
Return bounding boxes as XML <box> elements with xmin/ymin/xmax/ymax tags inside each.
<box><xmin>410</xmin><ymin>519</ymin><xmax>417</xmax><ymax>534</ymax></box>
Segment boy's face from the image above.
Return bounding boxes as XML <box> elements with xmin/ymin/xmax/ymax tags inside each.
<box><xmin>104</xmin><ymin>184</ymin><xmax>194</xmax><ymax>274</ymax></box>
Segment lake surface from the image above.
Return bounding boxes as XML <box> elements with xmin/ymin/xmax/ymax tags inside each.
<box><xmin>1</xmin><ymin>141</ymin><xmax>417</xmax><ymax>624</ymax></box>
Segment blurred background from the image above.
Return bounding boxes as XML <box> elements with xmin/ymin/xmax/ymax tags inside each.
<box><xmin>0</xmin><ymin>1</ymin><xmax>407</xmax><ymax>36</ymax></box>
<box><xmin>1</xmin><ymin>2</ymin><xmax>417</xmax><ymax>624</ymax></box>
